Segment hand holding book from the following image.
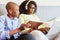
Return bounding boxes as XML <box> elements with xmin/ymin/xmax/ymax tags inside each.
<box><xmin>26</xmin><ymin>21</ymin><xmax>43</xmax><ymax>30</ymax></box>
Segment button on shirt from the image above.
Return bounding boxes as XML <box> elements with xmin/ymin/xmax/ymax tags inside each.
<box><xmin>0</xmin><ymin>15</ymin><xmax>21</xmax><ymax>40</ymax></box>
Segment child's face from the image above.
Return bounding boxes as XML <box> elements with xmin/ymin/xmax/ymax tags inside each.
<box><xmin>28</xmin><ymin>4</ymin><xmax>35</xmax><ymax>14</ymax></box>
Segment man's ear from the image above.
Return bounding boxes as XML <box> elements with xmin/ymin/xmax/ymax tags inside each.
<box><xmin>8</xmin><ymin>9</ymin><xmax>12</xmax><ymax>14</ymax></box>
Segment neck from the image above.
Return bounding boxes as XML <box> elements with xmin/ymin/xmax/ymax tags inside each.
<box><xmin>7</xmin><ymin>14</ymin><xmax>14</xmax><ymax>19</ymax></box>
<box><xmin>27</xmin><ymin>11</ymin><xmax>33</xmax><ymax>15</ymax></box>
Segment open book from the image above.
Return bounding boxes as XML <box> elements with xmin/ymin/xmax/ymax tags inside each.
<box><xmin>21</xmin><ymin>21</ymin><xmax>50</xmax><ymax>34</ymax></box>
<box><xmin>27</xmin><ymin>21</ymin><xmax>50</xmax><ymax>34</ymax></box>
<box><xmin>27</xmin><ymin>21</ymin><xmax>43</xmax><ymax>29</ymax></box>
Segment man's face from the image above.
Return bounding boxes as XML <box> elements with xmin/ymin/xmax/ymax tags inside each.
<box><xmin>12</xmin><ymin>5</ymin><xmax>19</xmax><ymax>18</ymax></box>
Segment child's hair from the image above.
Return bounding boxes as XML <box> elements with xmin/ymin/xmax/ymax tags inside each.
<box><xmin>19</xmin><ymin>0</ymin><xmax>29</xmax><ymax>14</ymax></box>
<box><xmin>19</xmin><ymin>0</ymin><xmax>37</xmax><ymax>14</ymax></box>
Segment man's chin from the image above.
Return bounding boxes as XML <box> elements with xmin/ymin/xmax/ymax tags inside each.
<box><xmin>15</xmin><ymin>16</ymin><xmax>19</xmax><ymax>18</ymax></box>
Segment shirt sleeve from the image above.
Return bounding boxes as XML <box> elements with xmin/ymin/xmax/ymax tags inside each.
<box><xmin>0</xmin><ymin>18</ymin><xmax>10</xmax><ymax>39</ymax></box>
<box><xmin>17</xmin><ymin>19</ymin><xmax>22</xmax><ymax>35</ymax></box>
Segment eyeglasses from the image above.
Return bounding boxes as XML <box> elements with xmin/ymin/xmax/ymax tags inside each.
<box><xmin>29</xmin><ymin>7</ymin><xmax>35</xmax><ymax>9</ymax></box>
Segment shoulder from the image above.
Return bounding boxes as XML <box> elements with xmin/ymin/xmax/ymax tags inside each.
<box><xmin>33</xmin><ymin>14</ymin><xmax>38</xmax><ymax>16</ymax></box>
<box><xmin>19</xmin><ymin>14</ymin><xmax>26</xmax><ymax>18</ymax></box>
<box><xmin>20</xmin><ymin>14</ymin><xmax>26</xmax><ymax>16</ymax></box>
<box><xmin>0</xmin><ymin>15</ymin><xmax>6</xmax><ymax>21</ymax></box>
<box><xmin>0</xmin><ymin>15</ymin><xmax>6</xmax><ymax>24</ymax></box>
<box><xmin>32</xmin><ymin>14</ymin><xmax>39</xmax><ymax>18</ymax></box>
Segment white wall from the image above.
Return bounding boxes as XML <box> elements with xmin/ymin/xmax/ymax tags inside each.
<box><xmin>36</xmin><ymin>6</ymin><xmax>60</xmax><ymax>21</ymax></box>
<box><xmin>0</xmin><ymin>0</ymin><xmax>60</xmax><ymax>6</ymax></box>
